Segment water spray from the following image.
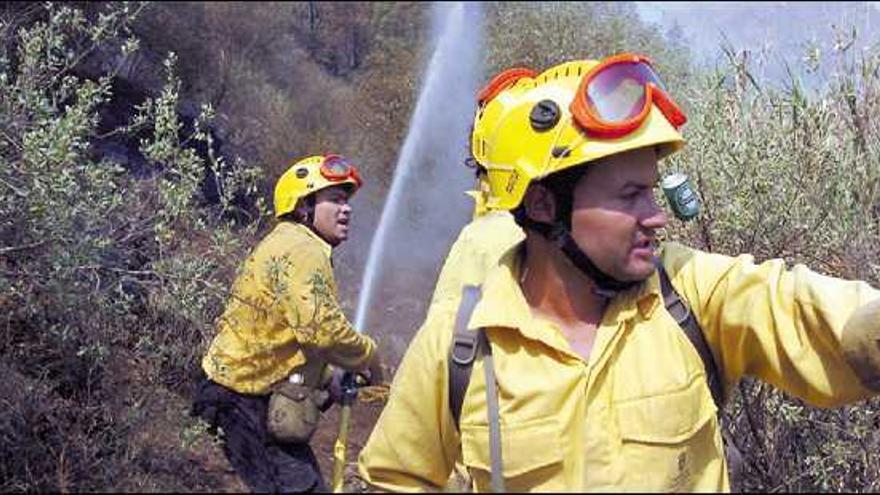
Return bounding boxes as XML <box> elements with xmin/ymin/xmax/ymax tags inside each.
<box><xmin>354</xmin><ymin>2</ymin><xmax>482</xmax><ymax>333</ymax></box>
<box><xmin>332</xmin><ymin>3</ymin><xmax>483</xmax><ymax>492</ymax></box>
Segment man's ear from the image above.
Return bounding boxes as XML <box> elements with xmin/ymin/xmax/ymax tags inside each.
<box><xmin>292</xmin><ymin>195</ymin><xmax>316</xmax><ymax>224</ymax></box>
<box><xmin>522</xmin><ymin>184</ymin><xmax>557</xmax><ymax>223</ymax></box>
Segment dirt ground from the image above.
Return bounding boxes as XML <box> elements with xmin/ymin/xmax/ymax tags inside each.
<box><xmin>181</xmin><ymin>397</ymin><xmax>385</xmax><ymax>493</ymax></box>
<box><xmin>311</xmin><ymin>401</ymin><xmax>386</xmax><ymax>492</ymax></box>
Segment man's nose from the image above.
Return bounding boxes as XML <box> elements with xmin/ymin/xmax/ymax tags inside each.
<box><xmin>641</xmin><ymin>199</ymin><xmax>667</xmax><ymax>230</ymax></box>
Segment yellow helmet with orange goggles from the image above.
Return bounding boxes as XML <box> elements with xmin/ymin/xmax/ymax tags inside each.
<box><xmin>273</xmin><ymin>154</ymin><xmax>363</xmax><ymax>218</ymax></box>
<box><xmin>471</xmin><ymin>54</ymin><xmax>686</xmax><ymax>211</ymax></box>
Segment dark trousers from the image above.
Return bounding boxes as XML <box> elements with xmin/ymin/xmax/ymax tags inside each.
<box><xmin>192</xmin><ymin>377</ymin><xmax>326</xmax><ymax>493</ymax></box>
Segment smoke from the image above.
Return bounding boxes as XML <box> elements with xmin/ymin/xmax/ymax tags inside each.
<box><xmin>346</xmin><ymin>2</ymin><xmax>485</xmax><ymax>363</ymax></box>
<box><xmin>637</xmin><ymin>2</ymin><xmax>880</xmax><ymax>90</ymax></box>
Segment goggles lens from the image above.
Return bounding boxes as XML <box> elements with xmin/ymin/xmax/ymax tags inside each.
<box><xmin>323</xmin><ymin>156</ymin><xmax>352</xmax><ymax>176</ymax></box>
<box><xmin>585</xmin><ymin>61</ymin><xmax>664</xmax><ymax>123</ymax></box>
<box><xmin>321</xmin><ymin>155</ymin><xmax>362</xmax><ymax>186</ymax></box>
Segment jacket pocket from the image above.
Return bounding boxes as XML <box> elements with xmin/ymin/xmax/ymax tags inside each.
<box><xmin>615</xmin><ymin>375</ymin><xmax>721</xmax><ymax>490</ymax></box>
<box><xmin>461</xmin><ymin>416</ymin><xmax>565</xmax><ymax>491</ymax></box>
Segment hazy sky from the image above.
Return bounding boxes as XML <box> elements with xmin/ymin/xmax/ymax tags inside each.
<box><xmin>634</xmin><ymin>1</ymin><xmax>880</xmax><ymax>86</ymax></box>
<box><xmin>635</xmin><ymin>2</ymin><xmax>880</xmax><ymax>87</ymax></box>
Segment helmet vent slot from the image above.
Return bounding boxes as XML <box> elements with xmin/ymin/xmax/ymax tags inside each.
<box><xmin>551</xmin><ymin>146</ymin><xmax>571</xmax><ymax>158</ymax></box>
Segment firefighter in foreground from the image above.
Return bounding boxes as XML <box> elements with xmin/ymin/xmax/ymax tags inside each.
<box><xmin>192</xmin><ymin>154</ymin><xmax>381</xmax><ymax>492</ymax></box>
<box><xmin>357</xmin><ymin>55</ymin><xmax>880</xmax><ymax>491</ymax></box>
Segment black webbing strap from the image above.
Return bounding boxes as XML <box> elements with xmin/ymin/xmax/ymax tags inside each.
<box><xmin>447</xmin><ymin>284</ymin><xmax>505</xmax><ymax>492</ymax></box>
<box><xmin>449</xmin><ymin>285</ymin><xmax>482</xmax><ymax>427</ymax></box>
<box><xmin>655</xmin><ymin>262</ymin><xmax>745</xmax><ymax>490</ymax></box>
<box><xmin>655</xmin><ymin>259</ymin><xmax>725</xmax><ymax>408</ymax></box>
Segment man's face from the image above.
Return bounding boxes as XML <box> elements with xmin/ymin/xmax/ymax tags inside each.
<box><xmin>312</xmin><ymin>185</ymin><xmax>353</xmax><ymax>247</ymax></box>
<box><xmin>569</xmin><ymin>147</ymin><xmax>667</xmax><ymax>282</ymax></box>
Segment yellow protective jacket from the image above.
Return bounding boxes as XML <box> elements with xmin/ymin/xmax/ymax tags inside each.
<box><xmin>202</xmin><ymin>221</ymin><xmax>375</xmax><ymax>395</ymax></box>
<box><xmin>358</xmin><ymin>241</ymin><xmax>880</xmax><ymax>492</ymax></box>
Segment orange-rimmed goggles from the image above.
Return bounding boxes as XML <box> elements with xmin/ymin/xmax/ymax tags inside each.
<box><xmin>320</xmin><ymin>154</ymin><xmax>362</xmax><ymax>187</ymax></box>
<box><xmin>571</xmin><ymin>53</ymin><xmax>686</xmax><ymax>139</ymax></box>
<box><xmin>477</xmin><ymin>54</ymin><xmax>687</xmax><ymax>139</ymax></box>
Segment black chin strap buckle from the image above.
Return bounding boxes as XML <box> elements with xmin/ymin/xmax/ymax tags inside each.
<box><xmin>548</xmin><ymin>223</ymin><xmax>567</xmax><ymax>244</ymax></box>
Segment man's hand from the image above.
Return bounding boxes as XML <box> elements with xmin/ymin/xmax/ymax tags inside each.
<box><xmin>842</xmin><ymin>298</ymin><xmax>880</xmax><ymax>392</ymax></box>
<box><xmin>363</xmin><ymin>350</ymin><xmax>389</xmax><ymax>386</ymax></box>
<box><xmin>328</xmin><ymin>368</ymin><xmax>348</xmax><ymax>406</ymax></box>
<box><xmin>325</xmin><ymin>351</ymin><xmax>390</xmax><ymax>407</ymax></box>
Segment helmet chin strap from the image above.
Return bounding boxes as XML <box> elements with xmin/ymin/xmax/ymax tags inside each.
<box><xmin>551</xmin><ymin>226</ymin><xmax>639</xmax><ymax>297</ymax></box>
<box><xmin>526</xmin><ymin>219</ymin><xmax>638</xmax><ymax>297</ymax></box>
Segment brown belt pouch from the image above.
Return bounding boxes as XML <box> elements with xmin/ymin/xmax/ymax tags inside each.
<box><xmin>267</xmin><ymin>381</ymin><xmax>329</xmax><ymax>444</ymax></box>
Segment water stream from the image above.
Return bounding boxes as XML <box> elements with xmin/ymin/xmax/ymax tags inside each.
<box><xmin>354</xmin><ymin>2</ymin><xmax>483</xmax><ymax>344</ymax></box>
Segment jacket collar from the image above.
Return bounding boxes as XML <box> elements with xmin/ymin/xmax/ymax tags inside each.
<box><xmin>276</xmin><ymin>221</ymin><xmax>333</xmax><ymax>258</ymax></box>
<box><xmin>468</xmin><ymin>245</ymin><xmax>663</xmax><ymax>354</ymax></box>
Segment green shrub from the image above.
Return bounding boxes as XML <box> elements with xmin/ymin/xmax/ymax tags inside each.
<box><xmin>0</xmin><ymin>2</ymin><xmax>266</xmax><ymax>490</ymax></box>
<box><xmin>664</xmin><ymin>36</ymin><xmax>880</xmax><ymax>492</ymax></box>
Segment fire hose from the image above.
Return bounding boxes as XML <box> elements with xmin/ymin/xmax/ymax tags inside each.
<box><xmin>330</xmin><ymin>373</ymin><xmax>390</xmax><ymax>493</ymax></box>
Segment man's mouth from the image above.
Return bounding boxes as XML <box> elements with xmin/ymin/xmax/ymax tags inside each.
<box><xmin>631</xmin><ymin>236</ymin><xmax>655</xmax><ymax>255</ymax></box>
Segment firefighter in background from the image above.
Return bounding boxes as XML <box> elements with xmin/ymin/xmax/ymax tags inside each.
<box><xmin>425</xmin><ymin>149</ymin><xmax>526</xmax><ymax>492</ymax></box>
<box><xmin>193</xmin><ymin>154</ymin><xmax>382</xmax><ymax>493</ymax></box>
<box><xmin>427</xmin><ymin>71</ymin><xmax>549</xmax><ymax>311</ymax></box>
<box><xmin>358</xmin><ymin>55</ymin><xmax>880</xmax><ymax>491</ymax></box>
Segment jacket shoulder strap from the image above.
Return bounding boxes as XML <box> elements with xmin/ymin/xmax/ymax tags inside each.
<box><xmin>447</xmin><ymin>284</ymin><xmax>505</xmax><ymax>492</ymax></box>
<box><xmin>655</xmin><ymin>259</ymin><xmax>725</xmax><ymax>408</ymax></box>
<box><xmin>448</xmin><ymin>284</ymin><xmax>482</xmax><ymax>427</ymax></box>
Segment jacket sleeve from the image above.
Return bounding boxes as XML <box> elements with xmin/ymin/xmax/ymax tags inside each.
<box><xmin>664</xmin><ymin>243</ymin><xmax>880</xmax><ymax>408</ymax></box>
<box><xmin>358</xmin><ymin>309</ymin><xmax>461</xmax><ymax>492</ymax></box>
<box><xmin>273</xmin><ymin>245</ymin><xmax>375</xmax><ymax>370</ymax></box>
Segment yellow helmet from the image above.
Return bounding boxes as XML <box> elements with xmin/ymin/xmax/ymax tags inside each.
<box><xmin>471</xmin><ymin>55</ymin><xmax>686</xmax><ymax>211</ymax></box>
<box><xmin>273</xmin><ymin>154</ymin><xmax>363</xmax><ymax>218</ymax></box>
